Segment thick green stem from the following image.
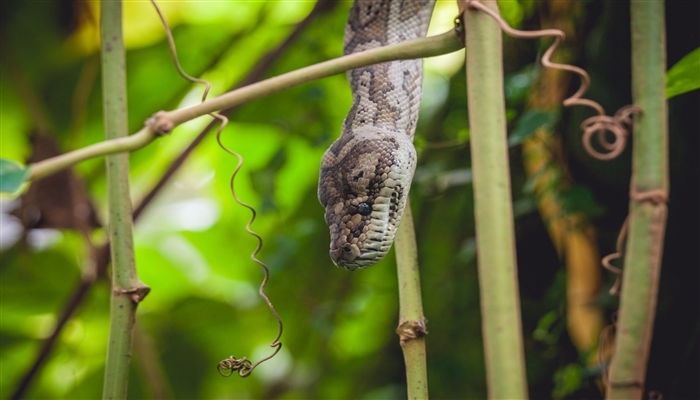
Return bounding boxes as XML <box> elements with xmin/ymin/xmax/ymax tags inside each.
<box><xmin>101</xmin><ymin>2</ymin><xmax>149</xmax><ymax>399</ymax></box>
<box><xmin>463</xmin><ymin>2</ymin><xmax>528</xmax><ymax>398</ymax></box>
<box><xmin>25</xmin><ymin>31</ymin><xmax>462</xmax><ymax>182</ymax></box>
<box><xmin>394</xmin><ymin>200</ymin><xmax>428</xmax><ymax>400</ymax></box>
<box><xmin>606</xmin><ymin>2</ymin><xmax>668</xmax><ymax>399</ymax></box>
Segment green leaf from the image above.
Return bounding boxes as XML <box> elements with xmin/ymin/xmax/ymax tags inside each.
<box><xmin>508</xmin><ymin>110</ymin><xmax>558</xmax><ymax>147</ymax></box>
<box><xmin>505</xmin><ymin>65</ymin><xmax>538</xmax><ymax>104</ymax></box>
<box><xmin>497</xmin><ymin>0</ymin><xmax>525</xmax><ymax>28</ymax></box>
<box><xmin>560</xmin><ymin>184</ymin><xmax>606</xmax><ymax>217</ymax></box>
<box><xmin>0</xmin><ymin>158</ymin><xmax>30</xmax><ymax>194</ymax></box>
<box><xmin>552</xmin><ymin>364</ymin><xmax>585</xmax><ymax>399</ymax></box>
<box><xmin>667</xmin><ymin>47</ymin><xmax>700</xmax><ymax>99</ymax></box>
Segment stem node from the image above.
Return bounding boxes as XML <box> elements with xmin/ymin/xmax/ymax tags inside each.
<box><xmin>396</xmin><ymin>318</ymin><xmax>428</xmax><ymax>345</ymax></box>
<box><xmin>145</xmin><ymin>111</ymin><xmax>175</xmax><ymax>135</ymax></box>
<box><xmin>114</xmin><ymin>286</ymin><xmax>151</xmax><ymax>303</ymax></box>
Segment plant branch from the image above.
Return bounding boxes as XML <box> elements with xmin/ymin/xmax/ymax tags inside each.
<box><xmin>160</xmin><ymin>31</ymin><xmax>462</xmax><ymax>126</ymax></box>
<box><xmin>394</xmin><ymin>199</ymin><xmax>428</xmax><ymax>400</ymax></box>
<box><xmin>100</xmin><ymin>2</ymin><xmax>149</xmax><ymax>399</ymax></box>
<box><xmin>462</xmin><ymin>1</ymin><xmax>528</xmax><ymax>398</ymax></box>
<box><xmin>30</xmin><ymin>127</ymin><xmax>157</xmax><ymax>181</ymax></box>
<box><xmin>606</xmin><ymin>1</ymin><xmax>668</xmax><ymax>398</ymax></box>
<box><xmin>26</xmin><ymin>30</ymin><xmax>463</xmax><ymax>182</ymax></box>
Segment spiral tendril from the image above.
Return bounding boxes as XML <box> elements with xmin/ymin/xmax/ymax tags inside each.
<box><xmin>150</xmin><ymin>0</ymin><xmax>283</xmax><ymax>378</ymax></box>
<box><xmin>466</xmin><ymin>0</ymin><xmax>641</xmax><ymax>160</ymax></box>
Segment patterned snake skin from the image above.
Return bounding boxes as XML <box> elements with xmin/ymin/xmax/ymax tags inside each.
<box><xmin>318</xmin><ymin>0</ymin><xmax>435</xmax><ymax>270</ymax></box>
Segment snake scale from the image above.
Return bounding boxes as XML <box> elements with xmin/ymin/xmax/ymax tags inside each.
<box><xmin>318</xmin><ymin>0</ymin><xmax>435</xmax><ymax>271</ymax></box>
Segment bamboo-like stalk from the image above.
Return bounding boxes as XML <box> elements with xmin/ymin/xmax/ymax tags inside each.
<box><xmin>100</xmin><ymin>2</ymin><xmax>150</xmax><ymax>399</ymax></box>
<box><xmin>462</xmin><ymin>2</ymin><xmax>528</xmax><ymax>398</ymax></box>
<box><xmin>394</xmin><ymin>200</ymin><xmax>428</xmax><ymax>400</ymax></box>
<box><xmin>26</xmin><ymin>31</ymin><xmax>462</xmax><ymax>182</ymax></box>
<box><xmin>606</xmin><ymin>1</ymin><xmax>668</xmax><ymax>399</ymax></box>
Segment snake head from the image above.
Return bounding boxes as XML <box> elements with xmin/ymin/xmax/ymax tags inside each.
<box><xmin>318</xmin><ymin>130</ymin><xmax>416</xmax><ymax>271</ymax></box>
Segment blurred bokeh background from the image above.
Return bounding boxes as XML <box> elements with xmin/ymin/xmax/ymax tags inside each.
<box><xmin>1</xmin><ymin>1</ymin><xmax>697</xmax><ymax>399</ymax></box>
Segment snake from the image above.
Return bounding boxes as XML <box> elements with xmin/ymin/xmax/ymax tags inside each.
<box><xmin>318</xmin><ymin>0</ymin><xmax>435</xmax><ymax>271</ymax></box>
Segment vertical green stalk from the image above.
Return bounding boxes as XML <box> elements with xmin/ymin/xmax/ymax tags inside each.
<box><xmin>394</xmin><ymin>200</ymin><xmax>428</xmax><ymax>400</ymax></box>
<box><xmin>607</xmin><ymin>1</ymin><xmax>668</xmax><ymax>399</ymax></box>
<box><xmin>463</xmin><ymin>2</ymin><xmax>528</xmax><ymax>398</ymax></box>
<box><xmin>101</xmin><ymin>1</ymin><xmax>150</xmax><ymax>399</ymax></box>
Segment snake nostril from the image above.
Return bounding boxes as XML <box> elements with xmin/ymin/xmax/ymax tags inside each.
<box><xmin>342</xmin><ymin>245</ymin><xmax>352</xmax><ymax>253</ymax></box>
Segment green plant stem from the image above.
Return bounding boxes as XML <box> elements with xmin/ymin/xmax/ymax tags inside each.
<box><xmin>394</xmin><ymin>200</ymin><xmax>428</xmax><ymax>400</ymax></box>
<box><xmin>30</xmin><ymin>127</ymin><xmax>156</xmax><ymax>180</ymax></box>
<box><xmin>164</xmin><ymin>31</ymin><xmax>462</xmax><ymax>125</ymax></box>
<box><xmin>25</xmin><ymin>31</ymin><xmax>462</xmax><ymax>182</ymax></box>
<box><xmin>100</xmin><ymin>2</ymin><xmax>149</xmax><ymax>399</ymax></box>
<box><xmin>463</xmin><ymin>2</ymin><xmax>528</xmax><ymax>399</ymax></box>
<box><xmin>606</xmin><ymin>1</ymin><xmax>668</xmax><ymax>399</ymax></box>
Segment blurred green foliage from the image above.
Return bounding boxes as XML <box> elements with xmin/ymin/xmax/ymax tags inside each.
<box><xmin>666</xmin><ymin>47</ymin><xmax>700</xmax><ymax>99</ymax></box>
<box><xmin>0</xmin><ymin>159</ymin><xmax>29</xmax><ymax>194</ymax></box>
<box><xmin>1</xmin><ymin>1</ymin><xmax>698</xmax><ymax>399</ymax></box>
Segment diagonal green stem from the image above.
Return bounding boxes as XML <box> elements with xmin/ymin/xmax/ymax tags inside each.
<box><xmin>29</xmin><ymin>128</ymin><xmax>157</xmax><ymax>181</ymax></box>
<box><xmin>162</xmin><ymin>31</ymin><xmax>462</xmax><ymax>125</ymax></box>
<box><xmin>606</xmin><ymin>1</ymin><xmax>668</xmax><ymax>399</ymax></box>
<box><xmin>27</xmin><ymin>31</ymin><xmax>462</xmax><ymax>183</ymax></box>
<box><xmin>462</xmin><ymin>1</ymin><xmax>528</xmax><ymax>398</ymax></box>
<box><xmin>100</xmin><ymin>2</ymin><xmax>150</xmax><ymax>399</ymax></box>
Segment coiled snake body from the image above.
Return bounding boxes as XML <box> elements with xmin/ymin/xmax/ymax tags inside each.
<box><xmin>318</xmin><ymin>0</ymin><xmax>435</xmax><ymax>270</ymax></box>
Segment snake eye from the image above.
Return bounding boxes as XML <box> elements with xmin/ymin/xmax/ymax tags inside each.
<box><xmin>357</xmin><ymin>202</ymin><xmax>371</xmax><ymax>216</ymax></box>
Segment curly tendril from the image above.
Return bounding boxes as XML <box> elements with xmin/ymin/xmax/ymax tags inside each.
<box><xmin>214</xmin><ymin>120</ymin><xmax>284</xmax><ymax>378</ymax></box>
<box><xmin>149</xmin><ymin>0</ymin><xmax>283</xmax><ymax>378</ymax></box>
<box><xmin>465</xmin><ymin>0</ymin><xmax>641</xmax><ymax>160</ymax></box>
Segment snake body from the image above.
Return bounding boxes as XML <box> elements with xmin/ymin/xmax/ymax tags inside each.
<box><xmin>318</xmin><ymin>0</ymin><xmax>435</xmax><ymax>270</ymax></box>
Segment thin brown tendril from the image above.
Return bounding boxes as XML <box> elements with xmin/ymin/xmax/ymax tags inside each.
<box><xmin>215</xmin><ymin>124</ymin><xmax>283</xmax><ymax>377</ymax></box>
<box><xmin>581</xmin><ymin>105</ymin><xmax>643</xmax><ymax>160</ymax></box>
<box><xmin>150</xmin><ymin>0</ymin><xmax>283</xmax><ymax>378</ymax></box>
<box><xmin>150</xmin><ymin>0</ymin><xmax>211</xmax><ymax>102</ymax></box>
<box><xmin>631</xmin><ymin>188</ymin><xmax>668</xmax><ymax>204</ymax></box>
<box><xmin>602</xmin><ymin>217</ymin><xmax>629</xmax><ymax>296</ymax></box>
<box><xmin>217</xmin><ymin>356</ymin><xmax>253</xmax><ymax>377</ymax></box>
<box><xmin>601</xmin><ymin>190</ymin><xmax>667</xmax><ymax>297</ymax></box>
<box><xmin>598</xmin><ymin>311</ymin><xmax>618</xmax><ymax>385</ymax></box>
<box><xmin>466</xmin><ymin>0</ymin><xmax>640</xmax><ymax>160</ymax></box>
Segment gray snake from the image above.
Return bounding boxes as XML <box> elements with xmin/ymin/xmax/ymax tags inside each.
<box><xmin>318</xmin><ymin>0</ymin><xmax>435</xmax><ymax>270</ymax></box>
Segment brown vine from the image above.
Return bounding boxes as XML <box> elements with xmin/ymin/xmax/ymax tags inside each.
<box><xmin>149</xmin><ymin>0</ymin><xmax>283</xmax><ymax>378</ymax></box>
<box><xmin>465</xmin><ymin>0</ymin><xmax>641</xmax><ymax>160</ymax></box>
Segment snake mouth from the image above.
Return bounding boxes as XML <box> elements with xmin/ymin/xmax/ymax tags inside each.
<box><xmin>330</xmin><ymin>242</ymin><xmax>387</xmax><ymax>271</ymax></box>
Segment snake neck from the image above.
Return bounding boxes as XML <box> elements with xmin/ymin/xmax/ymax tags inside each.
<box><xmin>342</xmin><ymin>0</ymin><xmax>435</xmax><ymax>141</ymax></box>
